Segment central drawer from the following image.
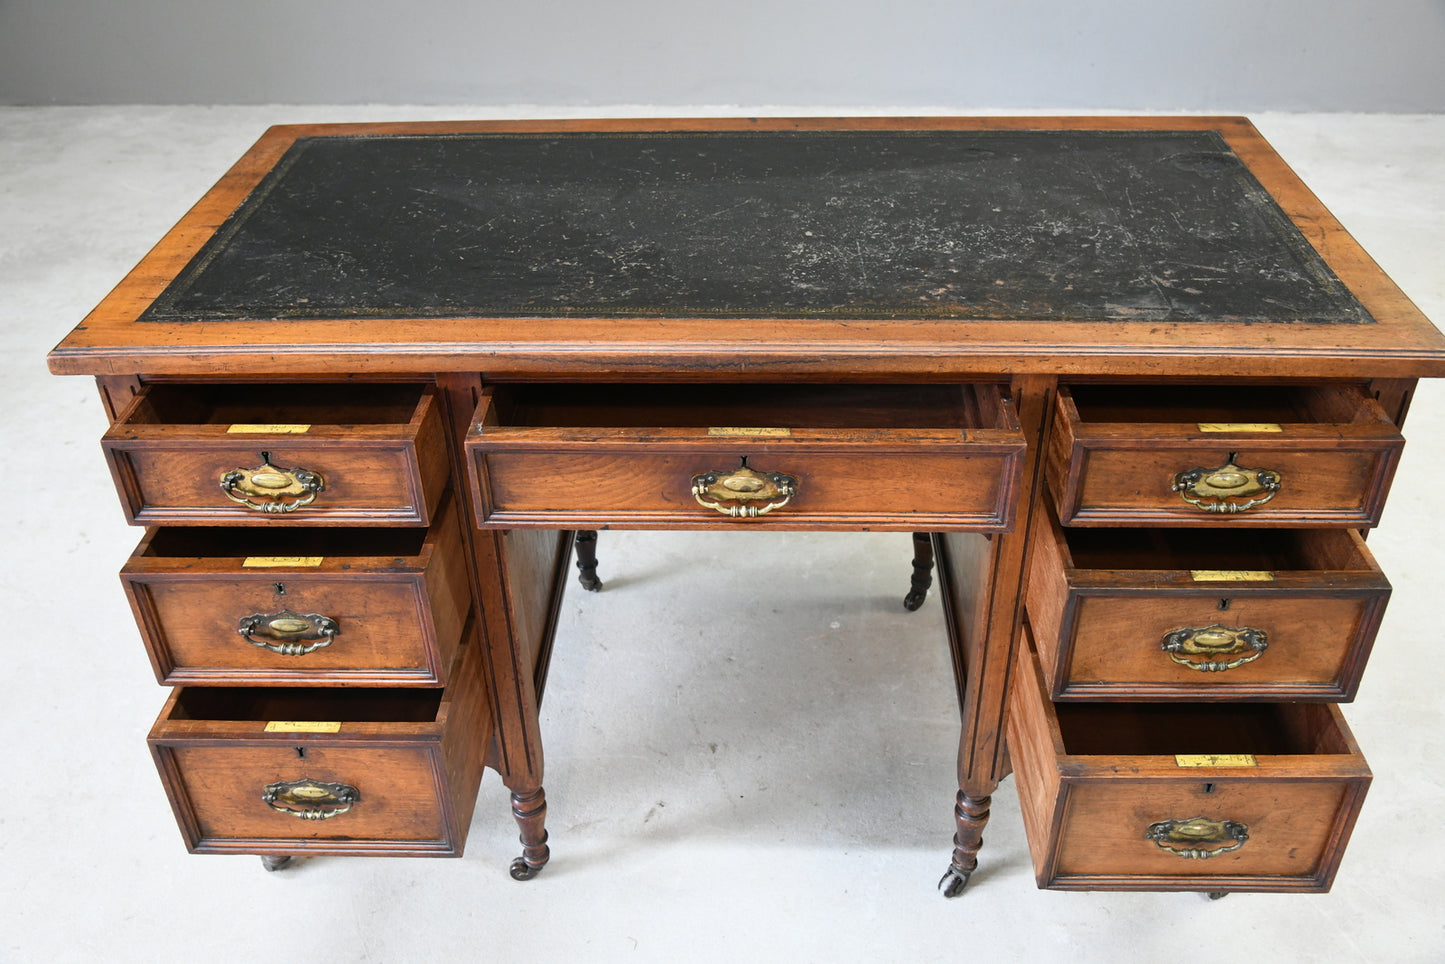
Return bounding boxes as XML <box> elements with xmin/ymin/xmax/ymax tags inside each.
<box><xmin>1007</xmin><ymin>624</ymin><xmax>1371</xmax><ymax>893</ymax></box>
<box><xmin>465</xmin><ymin>383</ymin><xmax>1025</xmax><ymax>529</ymax></box>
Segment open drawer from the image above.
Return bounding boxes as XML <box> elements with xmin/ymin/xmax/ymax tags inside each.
<box><xmin>1026</xmin><ymin>497</ymin><xmax>1391</xmax><ymax>701</ymax></box>
<box><xmin>1045</xmin><ymin>384</ymin><xmax>1404</xmax><ymax>527</ymax></box>
<box><xmin>1007</xmin><ymin>623</ymin><xmax>1371</xmax><ymax>893</ymax></box>
<box><xmin>102</xmin><ymin>382</ymin><xmax>449</xmax><ymax>526</ymax></box>
<box><xmin>121</xmin><ymin>492</ymin><xmax>470</xmax><ymax>687</ymax></box>
<box><xmin>465</xmin><ymin>382</ymin><xmax>1025</xmax><ymax>530</ymax></box>
<box><xmin>148</xmin><ymin>624</ymin><xmax>489</xmax><ymax>857</ymax></box>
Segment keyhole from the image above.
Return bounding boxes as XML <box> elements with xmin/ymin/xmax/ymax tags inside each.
<box><xmin>1218</xmin><ymin>598</ymin><xmax>1232</xmax><ymax>611</ymax></box>
<box><xmin>1203</xmin><ymin>783</ymin><xmax>1216</xmax><ymax>794</ymax></box>
<box><xmin>275</xmin><ymin>583</ymin><xmax>287</xmax><ymax>596</ymax></box>
<box><xmin>296</xmin><ymin>746</ymin><xmax>306</xmax><ymax>759</ymax></box>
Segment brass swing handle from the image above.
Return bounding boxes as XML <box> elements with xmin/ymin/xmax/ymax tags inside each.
<box><xmin>1172</xmin><ymin>461</ymin><xmax>1280</xmax><ymax>514</ymax></box>
<box><xmin>262</xmin><ymin>778</ymin><xmax>360</xmax><ymax>820</ymax></box>
<box><xmin>220</xmin><ymin>452</ymin><xmax>324</xmax><ymax>513</ymax></box>
<box><xmin>238</xmin><ymin>610</ymin><xmax>339</xmax><ymax>656</ymax></box>
<box><xmin>1161</xmin><ymin>624</ymin><xmax>1268</xmax><ymax>672</ymax></box>
<box><xmin>1146</xmin><ymin>817</ymin><xmax>1249</xmax><ymax>859</ymax></box>
<box><xmin>692</xmin><ymin>463</ymin><xmax>798</xmax><ymax>518</ymax></box>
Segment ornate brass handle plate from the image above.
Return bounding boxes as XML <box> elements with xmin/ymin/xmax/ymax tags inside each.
<box><xmin>1161</xmin><ymin>624</ymin><xmax>1268</xmax><ymax>672</ymax></box>
<box><xmin>262</xmin><ymin>778</ymin><xmax>360</xmax><ymax>820</ymax></box>
<box><xmin>691</xmin><ymin>461</ymin><xmax>798</xmax><ymax>518</ymax></box>
<box><xmin>238</xmin><ymin>610</ymin><xmax>339</xmax><ymax>656</ymax></box>
<box><xmin>220</xmin><ymin>451</ymin><xmax>324</xmax><ymax>513</ymax></box>
<box><xmin>1146</xmin><ymin>816</ymin><xmax>1249</xmax><ymax>859</ymax></box>
<box><xmin>1171</xmin><ymin>460</ymin><xmax>1281</xmax><ymax>513</ymax></box>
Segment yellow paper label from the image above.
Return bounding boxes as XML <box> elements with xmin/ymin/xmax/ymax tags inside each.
<box><xmin>1197</xmin><ymin>422</ymin><xmax>1283</xmax><ymax>433</ymax></box>
<box><xmin>708</xmin><ymin>427</ymin><xmax>792</xmax><ymax>437</ymax></box>
<box><xmin>243</xmin><ymin>556</ymin><xmax>324</xmax><ymax>568</ymax></box>
<box><xmin>1190</xmin><ymin>570</ymin><xmax>1275</xmax><ymax>582</ymax></box>
<box><xmin>1175</xmin><ymin>754</ymin><xmax>1258</xmax><ymax>768</ymax></box>
<box><xmin>265</xmin><ymin>721</ymin><xmax>341</xmax><ymax>733</ymax></box>
<box><xmin>228</xmin><ymin>423</ymin><xmax>312</xmax><ymax>434</ymax></box>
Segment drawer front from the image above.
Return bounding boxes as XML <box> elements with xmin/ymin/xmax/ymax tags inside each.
<box><xmin>148</xmin><ymin>633</ymin><xmax>489</xmax><ymax>857</ymax></box>
<box><xmin>1007</xmin><ymin>627</ymin><xmax>1371</xmax><ymax>892</ymax></box>
<box><xmin>121</xmin><ymin>496</ymin><xmax>469</xmax><ymax>686</ymax></box>
<box><xmin>155</xmin><ymin>744</ymin><xmax>452</xmax><ymax>850</ymax></box>
<box><xmin>1027</xmin><ymin>506</ymin><xmax>1390</xmax><ymax>700</ymax></box>
<box><xmin>102</xmin><ymin>384</ymin><xmax>449</xmax><ymax>526</ymax></box>
<box><xmin>1046</xmin><ymin>385</ymin><xmax>1404</xmax><ymax>527</ymax></box>
<box><xmin>466</xmin><ymin>384</ymin><xmax>1025</xmax><ymax>530</ymax></box>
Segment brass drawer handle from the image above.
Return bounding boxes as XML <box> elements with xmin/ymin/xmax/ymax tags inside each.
<box><xmin>691</xmin><ymin>460</ymin><xmax>798</xmax><ymax>518</ymax></box>
<box><xmin>238</xmin><ymin>609</ymin><xmax>339</xmax><ymax>655</ymax></box>
<box><xmin>220</xmin><ymin>451</ymin><xmax>324</xmax><ymax>513</ymax></box>
<box><xmin>1161</xmin><ymin>624</ymin><xmax>1268</xmax><ymax>672</ymax></box>
<box><xmin>1171</xmin><ymin>459</ymin><xmax>1280</xmax><ymax>513</ymax></box>
<box><xmin>262</xmin><ymin>778</ymin><xmax>360</xmax><ymax>820</ymax></box>
<box><xmin>1146</xmin><ymin>817</ymin><xmax>1249</xmax><ymax>859</ymax></box>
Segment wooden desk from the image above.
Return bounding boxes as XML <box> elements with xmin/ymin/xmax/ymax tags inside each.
<box><xmin>49</xmin><ymin>116</ymin><xmax>1445</xmax><ymax>895</ymax></box>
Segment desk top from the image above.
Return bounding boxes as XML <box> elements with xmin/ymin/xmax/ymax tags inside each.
<box><xmin>48</xmin><ymin>116</ymin><xmax>1445</xmax><ymax>379</ymax></box>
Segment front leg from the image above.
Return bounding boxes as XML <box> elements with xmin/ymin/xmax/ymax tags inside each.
<box><xmin>939</xmin><ymin>791</ymin><xmax>991</xmax><ymax>897</ymax></box>
<box><xmin>509</xmin><ymin>786</ymin><xmax>551</xmax><ymax>880</ymax></box>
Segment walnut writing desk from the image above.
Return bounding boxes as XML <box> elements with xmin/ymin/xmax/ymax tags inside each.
<box><xmin>49</xmin><ymin>117</ymin><xmax>1445</xmax><ymax>895</ymax></box>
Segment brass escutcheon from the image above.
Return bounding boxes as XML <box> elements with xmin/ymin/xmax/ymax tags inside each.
<box><xmin>238</xmin><ymin>609</ymin><xmax>339</xmax><ymax>655</ymax></box>
<box><xmin>1172</xmin><ymin>460</ymin><xmax>1281</xmax><ymax>513</ymax></box>
<box><xmin>262</xmin><ymin>778</ymin><xmax>360</xmax><ymax>820</ymax></box>
<box><xmin>692</xmin><ymin>461</ymin><xmax>798</xmax><ymax>518</ymax></box>
<box><xmin>220</xmin><ymin>452</ymin><xmax>324</xmax><ymax>513</ymax></box>
<box><xmin>1161</xmin><ymin>624</ymin><xmax>1268</xmax><ymax>672</ymax></box>
<box><xmin>1145</xmin><ymin>816</ymin><xmax>1249</xmax><ymax>859</ymax></box>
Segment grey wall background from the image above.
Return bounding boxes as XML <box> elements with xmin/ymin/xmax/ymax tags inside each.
<box><xmin>2</xmin><ymin>0</ymin><xmax>1444</xmax><ymax>109</ymax></box>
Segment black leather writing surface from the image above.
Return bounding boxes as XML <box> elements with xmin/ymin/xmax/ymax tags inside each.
<box><xmin>141</xmin><ymin>130</ymin><xmax>1372</xmax><ymax>324</ymax></box>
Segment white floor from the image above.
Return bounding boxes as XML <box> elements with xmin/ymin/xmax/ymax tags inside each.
<box><xmin>3</xmin><ymin>107</ymin><xmax>1444</xmax><ymax>963</ymax></box>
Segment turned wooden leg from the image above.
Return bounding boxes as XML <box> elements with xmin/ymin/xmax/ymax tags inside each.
<box><xmin>903</xmin><ymin>532</ymin><xmax>935</xmax><ymax>611</ymax></box>
<box><xmin>509</xmin><ymin>786</ymin><xmax>551</xmax><ymax>880</ymax></box>
<box><xmin>574</xmin><ymin>530</ymin><xmax>602</xmax><ymax>591</ymax></box>
<box><xmin>939</xmin><ymin>791</ymin><xmax>991</xmax><ymax>897</ymax></box>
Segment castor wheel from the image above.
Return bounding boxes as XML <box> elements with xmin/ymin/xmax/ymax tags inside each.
<box><xmin>1208</xmin><ymin>891</ymin><xmax>1229</xmax><ymax>901</ymax></box>
<box><xmin>261</xmin><ymin>855</ymin><xmax>294</xmax><ymax>872</ymax></box>
<box><xmin>903</xmin><ymin>587</ymin><xmax>928</xmax><ymax>611</ymax></box>
<box><xmin>510</xmin><ymin>857</ymin><xmax>544</xmax><ymax>881</ymax></box>
<box><xmin>938</xmin><ymin>867</ymin><xmax>971</xmax><ymax>898</ymax></box>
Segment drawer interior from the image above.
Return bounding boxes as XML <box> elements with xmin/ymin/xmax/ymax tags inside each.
<box><xmin>1053</xmin><ymin>701</ymin><xmax>1350</xmax><ymax>757</ymax></box>
<box><xmin>1060</xmin><ymin>527</ymin><xmax>1363</xmax><ymax>572</ymax></box>
<box><xmin>141</xmin><ymin>525</ymin><xmax>430</xmax><ymax>559</ymax></box>
<box><xmin>169</xmin><ymin>686</ymin><xmax>442</xmax><ymax>722</ymax></box>
<box><xmin>485</xmin><ymin>382</ymin><xmax>998</xmax><ymax>429</ymax></box>
<box><xmin>1065</xmin><ymin>383</ymin><xmax>1388</xmax><ymax>426</ymax></box>
<box><xmin>126</xmin><ymin>382</ymin><xmax>426</xmax><ymax>425</ymax></box>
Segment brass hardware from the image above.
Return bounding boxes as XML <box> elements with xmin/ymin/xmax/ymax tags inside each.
<box><xmin>238</xmin><ymin>609</ymin><xmax>339</xmax><ymax>655</ymax></box>
<box><xmin>1175</xmin><ymin>754</ymin><xmax>1258</xmax><ymax>768</ymax></box>
<box><xmin>692</xmin><ymin>461</ymin><xmax>798</xmax><ymax>518</ymax></box>
<box><xmin>1161</xmin><ymin>624</ymin><xmax>1268</xmax><ymax>672</ymax></box>
<box><xmin>707</xmin><ymin>427</ymin><xmax>792</xmax><ymax>437</ymax></box>
<box><xmin>227</xmin><ymin>423</ymin><xmax>312</xmax><ymax>434</ymax></box>
<box><xmin>265</xmin><ymin>721</ymin><xmax>342</xmax><ymax>733</ymax></box>
<box><xmin>262</xmin><ymin>778</ymin><xmax>359</xmax><ymax>820</ymax></box>
<box><xmin>1197</xmin><ymin>423</ymin><xmax>1283</xmax><ymax>433</ymax></box>
<box><xmin>1190</xmin><ymin>570</ymin><xmax>1274</xmax><ymax>582</ymax></box>
<box><xmin>1145</xmin><ymin>817</ymin><xmax>1249</xmax><ymax>859</ymax></box>
<box><xmin>1172</xmin><ymin>460</ymin><xmax>1281</xmax><ymax>513</ymax></box>
<box><xmin>220</xmin><ymin>452</ymin><xmax>324</xmax><ymax>513</ymax></box>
